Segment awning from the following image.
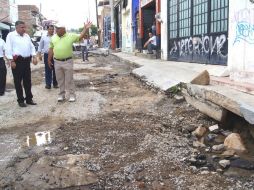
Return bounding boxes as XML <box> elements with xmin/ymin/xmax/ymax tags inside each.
<box><xmin>0</xmin><ymin>22</ymin><xmax>10</xmax><ymax>30</ymax></box>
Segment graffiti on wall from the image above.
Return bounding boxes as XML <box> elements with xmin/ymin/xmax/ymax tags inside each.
<box><xmin>234</xmin><ymin>22</ymin><xmax>254</xmax><ymax>44</ymax></box>
<box><xmin>233</xmin><ymin>8</ymin><xmax>254</xmax><ymax>45</ymax></box>
<box><xmin>232</xmin><ymin>8</ymin><xmax>254</xmax><ymax>25</ymax></box>
<box><xmin>169</xmin><ymin>34</ymin><xmax>227</xmax><ymax>59</ymax></box>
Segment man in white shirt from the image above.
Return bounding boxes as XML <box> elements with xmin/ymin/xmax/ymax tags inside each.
<box><xmin>5</xmin><ymin>21</ymin><xmax>38</xmax><ymax>107</ymax></box>
<box><xmin>38</xmin><ymin>25</ymin><xmax>58</xmax><ymax>89</ymax></box>
<box><xmin>81</xmin><ymin>35</ymin><xmax>89</xmax><ymax>62</ymax></box>
<box><xmin>0</xmin><ymin>36</ymin><xmax>7</xmax><ymax>96</ymax></box>
<box><xmin>144</xmin><ymin>32</ymin><xmax>157</xmax><ymax>54</ymax></box>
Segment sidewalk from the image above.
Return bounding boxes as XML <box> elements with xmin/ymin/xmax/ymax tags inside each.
<box><xmin>112</xmin><ymin>52</ymin><xmax>254</xmax><ymax>125</ymax></box>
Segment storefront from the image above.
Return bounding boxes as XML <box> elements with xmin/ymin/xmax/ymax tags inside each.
<box><xmin>168</xmin><ymin>0</ymin><xmax>229</xmax><ymax>65</ymax></box>
<box><xmin>114</xmin><ymin>2</ymin><xmax>122</xmax><ymax>49</ymax></box>
<box><xmin>132</xmin><ymin>0</ymin><xmax>139</xmax><ymax>49</ymax></box>
<box><xmin>138</xmin><ymin>0</ymin><xmax>161</xmax><ymax>50</ymax></box>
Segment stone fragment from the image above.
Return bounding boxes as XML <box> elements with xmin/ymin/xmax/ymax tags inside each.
<box><xmin>196</xmin><ymin>154</ymin><xmax>206</xmax><ymax>160</ymax></box>
<box><xmin>63</xmin><ymin>147</ymin><xmax>69</xmax><ymax>151</ymax></box>
<box><xmin>209</xmin><ymin>124</ymin><xmax>219</xmax><ymax>132</ymax></box>
<box><xmin>212</xmin><ymin>155</ymin><xmax>220</xmax><ymax>160</ymax></box>
<box><xmin>200</xmin><ymin>171</ymin><xmax>210</xmax><ymax>175</ymax></box>
<box><xmin>174</xmin><ymin>95</ymin><xmax>185</xmax><ymax>103</ymax></box>
<box><xmin>214</xmin><ymin>135</ymin><xmax>225</xmax><ymax>144</ymax></box>
<box><xmin>200</xmin><ymin>167</ymin><xmax>209</xmax><ymax>171</ymax></box>
<box><xmin>190</xmin><ymin>166</ymin><xmax>197</xmax><ymax>171</ymax></box>
<box><xmin>206</xmin><ymin>134</ymin><xmax>217</xmax><ymax>142</ymax></box>
<box><xmin>221</xmin><ymin>150</ymin><xmax>236</xmax><ymax>158</ymax></box>
<box><xmin>193</xmin><ymin>141</ymin><xmax>206</xmax><ymax>148</ymax></box>
<box><xmin>219</xmin><ymin>160</ymin><xmax>230</xmax><ymax>168</ymax></box>
<box><xmin>18</xmin><ymin>153</ymin><xmax>29</xmax><ymax>159</ymax></box>
<box><xmin>182</xmin><ymin>124</ymin><xmax>197</xmax><ymax>133</ymax></box>
<box><xmin>224</xmin><ymin>133</ymin><xmax>247</xmax><ymax>153</ymax></box>
<box><xmin>221</xmin><ymin>130</ymin><xmax>232</xmax><ymax>137</ymax></box>
<box><xmin>190</xmin><ymin>70</ymin><xmax>210</xmax><ymax>85</ymax></box>
<box><xmin>216</xmin><ymin>169</ymin><xmax>223</xmax><ymax>173</ymax></box>
<box><xmin>212</xmin><ymin>144</ymin><xmax>225</xmax><ymax>151</ymax></box>
<box><xmin>192</xmin><ymin>126</ymin><xmax>207</xmax><ymax>138</ymax></box>
<box><xmin>230</xmin><ymin>159</ymin><xmax>254</xmax><ymax>170</ymax></box>
<box><xmin>19</xmin><ymin>154</ymin><xmax>97</xmax><ymax>189</ymax></box>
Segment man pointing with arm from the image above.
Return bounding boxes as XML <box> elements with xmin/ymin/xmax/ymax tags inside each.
<box><xmin>48</xmin><ymin>21</ymin><xmax>92</xmax><ymax>102</ymax></box>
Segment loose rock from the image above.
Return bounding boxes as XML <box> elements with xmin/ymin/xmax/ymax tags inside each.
<box><xmin>221</xmin><ymin>150</ymin><xmax>236</xmax><ymax>158</ymax></box>
<box><xmin>206</xmin><ymin>134</ymin><xmax>217</xmax><ymax>142</ymax></box>
<box><xmin>219</xmin><ymin>160</ymin><xmax>230</xmax><ymax>168</ymax></box>
<box><xmin>209</xmin><ymin>124</ymin><xmax>219</xmax><ymax>132</ymax></box>
<box><xmin>212</xmin><ymin>144</ymin><xmax>225</xmax><ymax>151</ymax></box>
<box><xmin>230</xmin><ymin>159</ymin><xmax>254</xmax><ymax>170</ymax></box>
<box><xmin>200</xmin><ymin>171</ymin><xmax>210</xmax><ymax>175</ymax></box>
<box><xmin>193</xmin><ymin>141</ymin><xmax>206</xmax><ymax>148</ymax></box>
<box><xmin>192</xmin><ymin>126</ymin><xmax>207</xmax><ymax>138</ymax></box>
<box><xmin>190</xmin><ymin>70</ymin><xmax>210</xmax><ymax>85</ymax></box>
<box><xmin>224</xmin><ymin>133</ymin><xmax>247</xmax><ymax>153</ymax></box>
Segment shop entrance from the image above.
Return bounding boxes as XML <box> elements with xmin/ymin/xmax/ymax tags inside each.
<box><xmin>168</xmin><ymin>0</ymin><xmax>229</xmax><ymax>65</ymax></box>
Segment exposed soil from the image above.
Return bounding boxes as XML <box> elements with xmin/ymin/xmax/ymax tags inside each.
<box><xmin>0</xmin><ymin>55</ymin><xmax>253</xmax><ymax>190</ymax></box>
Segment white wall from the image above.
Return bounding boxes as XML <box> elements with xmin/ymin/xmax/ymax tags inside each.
<box><xmin>228</xmin><ymin>0</ymin><xmax>254</xmax><ymax>84</ymax></box>
<box><xmin>122</xmin><ymin>0</ymin><xmax>132</xmax><ymax>52</ymax></box>
<box><xmin>160</xmin><ymin>0</ymin><xmax>168</xmax><ymax>60</ymax></box>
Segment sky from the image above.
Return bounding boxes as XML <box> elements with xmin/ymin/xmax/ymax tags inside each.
<box><xmin>16</xmin><ymin>0</ymin><xmax>97</xmax><ymax>29</ymax></box>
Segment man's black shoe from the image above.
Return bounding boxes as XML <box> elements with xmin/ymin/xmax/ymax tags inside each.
<box><xmin>19</xmin><ymin>102</ymin><xmax>27</xmax><ymax>107</ymax></box>
<box><xmin>0</xmin><ymin>93</ymin><xmax>4</xmax><ymax>96</ymax></box>
<box><xmin>45</xmin><ymin>85</ymin><xmax>51</xmax><ymax>89</ymax></box>
<box><xmin>26</xmin><ymin>100</ymin><xmax>37</xmax><ymax>105</ymax></box>
<box><xmin>53</xmin><ymin>85</ymin><xmax>59</xmax><ymax>88</ymax></box>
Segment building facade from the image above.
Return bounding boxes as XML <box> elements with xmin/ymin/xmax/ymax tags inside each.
<box><xmin>138</xmin><ymin>0</ymin><xmax>161</xmax><ymax>51</ymax></box>
<box><xmin>166</xmin><ymin>0</ymin><xmax>229</xmax><ymax>65</ymax></box>
<box><xmin>98</xmin><ymin>1</ymin><xmax>111</xmax><ymax>47</ymax></box>
<box><xmin>0</xmin><ymin>0</ymin><xmax>18</xmax><ymax>40</ymax></box>
<box><xmin>122</xmin><ymin>0</ymin><xmax>132</xmax><ymax>52</ymax></box>
<box><xmin>132</xmin><ymin>0</ymin><xmax>139</xmax><ymax>50</ymax></box>
<box><xmin>18</xmin><ymin>5</ymin><xmax>42</xmax><ymax>36</ymax></box>
<box><xmin>228</xmin><ymin>0</ymin><xmax>254</xmax><ymax>84</ymax></box>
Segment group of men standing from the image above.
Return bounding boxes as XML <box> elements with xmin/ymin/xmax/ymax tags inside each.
<box><xmin>0</xmin><ymin>20</ymin><xmax>92</xmax><ymax>107</ymax></box>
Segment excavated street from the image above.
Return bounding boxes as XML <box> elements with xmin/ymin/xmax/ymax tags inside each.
<box><xmin>0</xmin><ymin>55</ymin><xmax>253</xmax><ymax>190</ymax></box>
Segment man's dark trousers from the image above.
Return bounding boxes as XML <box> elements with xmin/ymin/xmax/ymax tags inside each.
<box><xmin>0</xmin><ymin>57</ymin><xmax>7</xmax><ymax>95</ymax></box>
<box><xmin>12</xmin><ymin>56</ymin><xmax>33</xmax><ymax>103</ymax></box>
<box><xmin>148</xmin><ymin>44</ymin><xmax>157</xmax><ymax>53</ymax></box>
<box><xmin>82</xmin><ymin>46</ymin><xmax>88</xmax><ymax>61</ymax></box>
<box><xmin>44</xmin><ymin>53</ymin><xmax>57</xmax><ymax>87</ymax></box>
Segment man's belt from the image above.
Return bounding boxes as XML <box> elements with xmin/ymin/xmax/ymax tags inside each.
<box><xmin>12</xmin><ymin>55</ymin><xmax>31</xmax><ymax>62</ymax></box>
<box><xmin>54</xmin><ymin>57</ymin><xmax>72</xmax><ymax>61</ymax></box>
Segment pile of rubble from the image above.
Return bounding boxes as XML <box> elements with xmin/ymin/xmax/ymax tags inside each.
<box><xmin>183</xmin><ymin>123</ymin><xmax>254</xmax><ymax>175</ymax></box>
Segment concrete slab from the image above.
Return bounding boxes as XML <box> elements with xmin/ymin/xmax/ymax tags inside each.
<box><xmin>113</xmin><ymin>52</ymin><xmax>228</xmax><ymax>91</ymax></box>
<box><xmin>113</xmin><ymin>52</ymin><xmax>254</xmax><ymax>124</ymax></box>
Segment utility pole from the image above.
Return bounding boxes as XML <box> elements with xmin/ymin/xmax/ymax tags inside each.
<box><xmin>95</xmin><ymin>0</ymin><xmax>100</xmax><ymax>47</ymax></box>
<box><xmin>110</xmin><ymin>0</ymin><xmax>116</xmax><ymax>50</ymax></box>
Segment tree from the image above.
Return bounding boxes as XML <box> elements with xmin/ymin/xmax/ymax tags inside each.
<box><xmin>90</xmin><ymin>25</ymin><xmax>98</xmax><ymax>36</ymax></box>
<box><xmin>78</xmin><ymin>24</ymin><xmax>98</xmax><ymax>36</ymax></box>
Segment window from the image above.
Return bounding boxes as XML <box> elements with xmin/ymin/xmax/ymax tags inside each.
<box><xmin>211</xmin><ymin>0</ymin><xmax>228</xmax><ymax>33</ymax></box>
<box><xmin>168</xmin><ymin>0</ymin><xmax>229</xmax><ymax>37</ymax></box>
<box><xmin>179</xmin><ymin>0</ymin><xmax>191</xmax><ymax>37</ymax></box>
<box><xmin>193</xmin><ymin>0</ymin><xmax>208</xmax><ymax>35</ymax></box>
<box><xmin>169</xmin><ymin>0</ymin><xmax>178</xmax><ymax>38</ymax></box>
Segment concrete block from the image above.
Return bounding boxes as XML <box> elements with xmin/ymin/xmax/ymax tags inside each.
<box><xmin>184</xmin><ymin>93</ymin><xmax>227</xmax><ymax>122</ymax></box>
<box><xmin>190</xmin><ymin>70</ymin><xmax>210</xmax><ymax>85</ymax></box>
<box><xmin>186</xmin><ymin>84</ymin><xmax>241</xmax><ymax>116</ymax></box>
<box><xmin>240</xmin><ymin>103</ymin><xmax>254</xmax><ymax>124</ymax></box>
